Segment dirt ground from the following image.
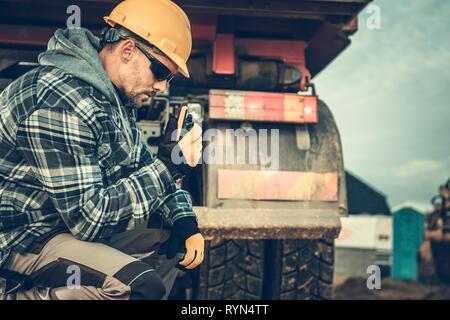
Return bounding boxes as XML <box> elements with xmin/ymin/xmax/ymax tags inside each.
<box><xmin>333</xmin><ymin>277</ymin><xmax>450</xmax><ymax>300</ymax></box>
<box><xmin>332</xmin><ymin>240</ymin><xmax>450</xmax><ymax>300</ymax></box>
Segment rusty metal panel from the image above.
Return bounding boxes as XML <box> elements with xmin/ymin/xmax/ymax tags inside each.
<box><xmin>0</xmin><ymin>0</ymin><xmax>371</xmax><ymax>24</ymax></box>
<box><xmin>217</xmin><ymin>169</ymin><xmax>338</xmax><ymax>201</ymax></box>
<box><xmin>204</xmin><ymin>100</ymin><xmax>346</xmax><ymax>215</ymax></box>
<box><xmin>209</xmin><ymin>89</ymin><xmax>318</xmax><ymax>123</ymax></box>
<box><xmin>176</xmin><ymin>0</ymin><xmax>371</xmax><ymax>19</ymax></box>
<box><xmin>0</xmin><ymin>24</ymin><xmax>55</xmax><ymax>47</ymax></box>
<box><xmin>213</xmin><ymin>34</ymin><xmax>235</xmax><ymax>74</ymax></box>
<box><xmin>194</xmin><ymin>206</ymin><xmax>342</xmax><ymax>240</ymax></box>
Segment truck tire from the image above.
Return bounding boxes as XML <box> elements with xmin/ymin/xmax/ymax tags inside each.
<box><xmin>265</xmin><ymin>239</ymin><xmax>334</xmax><ymax>300</ymax></box>
<box><xmin>193</xmin><ymin>239</ymin><xmax>265</xmax><ymax>299</ymax></box>
<box><xmin>192</xmin><ymin>238</ymin><xmax>335</xmax><ymax>300</ymax></box>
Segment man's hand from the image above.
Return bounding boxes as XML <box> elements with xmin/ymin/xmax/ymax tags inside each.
<box><xmin>178</xmin><ymin>233</ymin><xmax>204</xmax><ymax>270</ymax></box>
<box><xmin>157</xmin><ymin>114</ymin><xmax>203</xmax><ymax>179</ymax></box>
<box><xmin>178</xmin><ymin>122</ymin><xmax>202</xmax><ymax>168</ymax></box>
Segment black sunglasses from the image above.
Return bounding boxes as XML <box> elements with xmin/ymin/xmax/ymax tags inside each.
<box><xmin>134</xmin><ymin>43</ymin><xmax>175</xmax><ymax>82</ymax></box>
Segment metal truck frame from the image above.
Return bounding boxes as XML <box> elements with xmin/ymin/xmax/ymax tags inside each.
<box><xmin>0</xmin><ymin>0</ymin><xmax>372</xmax><ymax>299</ymax></box>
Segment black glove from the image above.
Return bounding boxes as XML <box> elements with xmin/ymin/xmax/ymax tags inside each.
<box><xmin>157</xmin><ymin>114</ymin><xmax>194</xmax><ymax>180</ymax></box>
<box><xmin>157</xmin><ymin>232</ymin><xmax>185</xmax><ymax>258</ymax></box>
<box><xmin>157</xmin><ymin>217</ymin><xmax>200</xmax><ymax>271</ymax></box>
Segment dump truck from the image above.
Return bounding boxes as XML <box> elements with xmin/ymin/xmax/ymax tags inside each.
<box><xmin>0</xmin><ymin>0</ymin><xmax>373</xmax><ymax>299</ymax></box>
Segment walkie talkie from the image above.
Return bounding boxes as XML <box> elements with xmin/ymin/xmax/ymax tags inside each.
<box><xmin>173</xmin><ymin>105</ymin><xmax>197</xmax><ymax>168</ymax></box>
<box><xmin>176</xmin><ymin>106</ymin><xmax>194</xmax><ymax>141</ymax></box>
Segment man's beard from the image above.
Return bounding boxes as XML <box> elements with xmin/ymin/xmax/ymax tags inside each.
<box><xmin>129</xmin><ymin>92</ymin><xmax>153</xmax><ymax>108</ymax></box>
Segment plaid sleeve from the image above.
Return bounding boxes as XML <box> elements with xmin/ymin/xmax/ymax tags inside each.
<box><xmin>130</xmin><ymin>113</ymin><xmax>198</xmax><ymax>226</ymax></box>
<box><xmin>137</xmin><ymin>137</ymin><xmax>156</xmax><ymax>169</ymax></box>
<box><xmin>15</xmin><ymin>107</ymin><xmax>195</xmax><ymax>241</ymax></box>
<box><xmin>136</xmin><ymin>140</ymin><xmax>198</xmax><ymax>227</ymax></box>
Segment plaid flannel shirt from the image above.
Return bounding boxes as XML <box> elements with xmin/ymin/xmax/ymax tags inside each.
<box><xmin>0</xmin><ymin>65</ymin><xmax>197</xmax><ymax>267</ymax></box>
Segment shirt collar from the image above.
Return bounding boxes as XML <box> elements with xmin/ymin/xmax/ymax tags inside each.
<box><xmin>112</xmin><ymin>83</ymin><xmax>132</xmax><ymax>108</ymax></box>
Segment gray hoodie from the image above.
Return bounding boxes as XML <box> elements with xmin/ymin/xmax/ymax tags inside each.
<box><xmin>38</xmin><ymin>27</ymin><xmax>133</xmax><ymax>147</ymax></box>
<box><xmin>39</xmin><ymin>28</ymin><xmax>118</xmax><ymax>103</ymax></box>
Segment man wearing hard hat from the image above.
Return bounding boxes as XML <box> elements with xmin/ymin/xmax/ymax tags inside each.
<box><xmin>0</xmin><ymin>0</ymin><xmax>203</xmax><ymax>300</ymax></box>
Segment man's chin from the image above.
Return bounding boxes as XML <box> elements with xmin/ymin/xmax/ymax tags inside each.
<box><xmin>131</xmin><ymin>94</ymin><xmax>151</xmax><ymax>108</ymax></box>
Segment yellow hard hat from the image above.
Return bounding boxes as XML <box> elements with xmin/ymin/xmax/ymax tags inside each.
<box><xmin>104</xmin><ymin>0</ymin><xmax>192</xmax><ymax>78</ymax></box>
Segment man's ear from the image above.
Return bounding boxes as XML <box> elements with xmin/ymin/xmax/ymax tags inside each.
<box><xmin>119</xmin><ymin>39</ymin><xmax>136</xmax><ymax>63</ymax></box>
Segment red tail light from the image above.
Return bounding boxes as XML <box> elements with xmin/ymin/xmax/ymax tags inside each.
<box><xmin>209</xmin><ymin>89</ymin><xmax>318</xmax><ymax>123</ymax></box>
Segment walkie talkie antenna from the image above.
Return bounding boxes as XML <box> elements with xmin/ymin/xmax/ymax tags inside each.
<box><xmin>176</xmin><ymin>106</ymin><xmax>188</xmax><ymax>141</ymax></box>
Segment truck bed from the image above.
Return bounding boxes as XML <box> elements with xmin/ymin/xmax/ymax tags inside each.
<box><xmin>0</xmin><ymin>0</ymin><xmax>372</xmax><ymax>77</ymax></box>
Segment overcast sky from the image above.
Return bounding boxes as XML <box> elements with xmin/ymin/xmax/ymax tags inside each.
<box><xmin>314</xmin><ymin>0</ymin><xmax>450</xmax><ymax>211</ymax></box>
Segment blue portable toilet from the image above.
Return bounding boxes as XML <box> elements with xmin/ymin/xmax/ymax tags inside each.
<box><xmin>392</xmin><ymin>207</ymin><xmax>425</xmax><ymax>280</ymax></box>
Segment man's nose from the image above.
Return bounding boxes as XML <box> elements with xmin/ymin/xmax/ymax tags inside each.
<box><xmin>152</xmin><ymin>80</ymin><xmax>168</xmax><ymax>92</ymax></box>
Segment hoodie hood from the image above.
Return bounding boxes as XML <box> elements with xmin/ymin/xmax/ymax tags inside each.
<box><xmin>39</xmin><ymin>28</ymin><xmax>135</xmax><ymax>149</ymax></box>
<box><xmin>38</xmin><ymin>28</ymin><xmax>117</xmax><ymax>103</ymax></box>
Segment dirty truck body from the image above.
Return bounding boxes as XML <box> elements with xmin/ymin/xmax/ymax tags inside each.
<box><xmin>0</xmin><ymin>0</ymin><xmax>372</xmax><ymax>299</ymax></box>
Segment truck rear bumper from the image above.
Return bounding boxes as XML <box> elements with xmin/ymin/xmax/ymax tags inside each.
<box><xmin>194</xmin><ymin>206</ymin><xmax>341</xmax><ymax>240</ymax></box>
